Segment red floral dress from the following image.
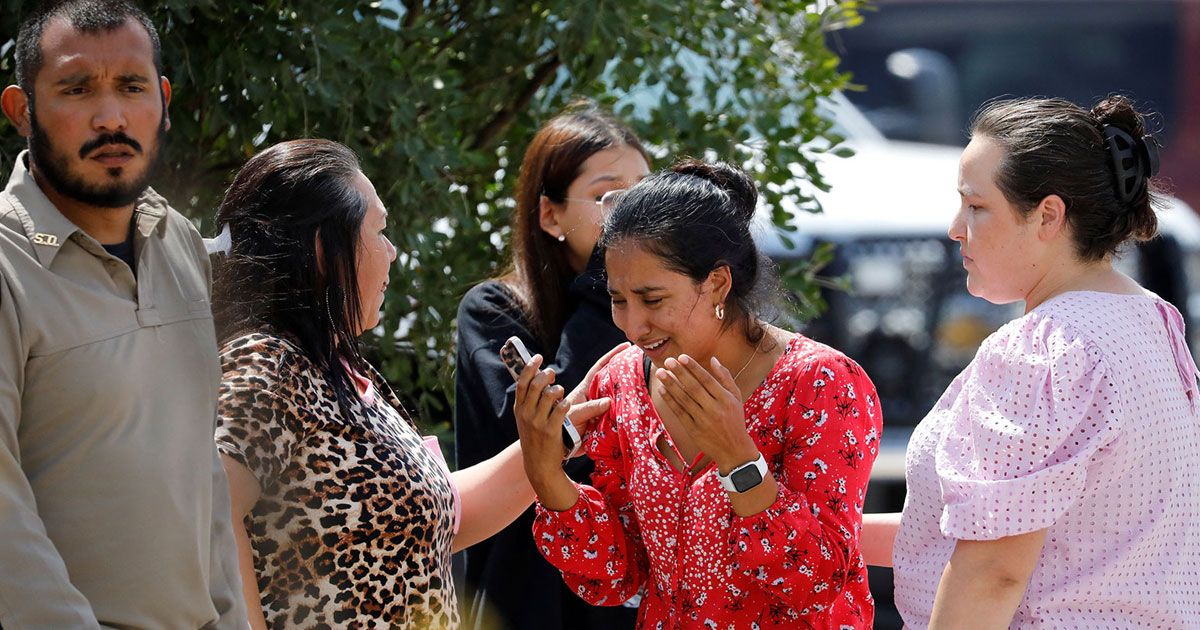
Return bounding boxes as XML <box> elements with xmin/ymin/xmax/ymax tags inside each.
<box><xmin>532</xmin><ymin>335</ymin><xmax>881</xmax><ymax>629</ymax></box>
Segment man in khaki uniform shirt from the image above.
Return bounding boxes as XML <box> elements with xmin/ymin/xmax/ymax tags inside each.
<box><xmin>0</xmin><ymin>2</ymin><xmax>245</xmax><ymax>627</ymax></box>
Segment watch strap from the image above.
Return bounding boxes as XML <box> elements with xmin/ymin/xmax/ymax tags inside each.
<box><xmin>562</xmin><ymin>416</ymin><xmax>583</xmax><ymax>460</ymax></box>
<box><xmin>715</xmin><ymin>452</ymin><xmax>768</xmax><ymax>493</ymax></box>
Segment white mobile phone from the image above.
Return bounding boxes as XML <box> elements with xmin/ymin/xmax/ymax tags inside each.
<box><xmin>499</xmin><ymin>335</ymin><xmax>533</xmax><ymax>381</ymax></box>
<box><xmin>500</xmin><ymin>336</ymin><xmax>582</xmax><ymax>458</ymax></box>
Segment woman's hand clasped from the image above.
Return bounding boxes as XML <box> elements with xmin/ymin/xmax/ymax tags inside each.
<box><xmin>655</xmin><ymin>355</ymin><xmax>760</xmax><ymax>475</ymax></box>
<box><xmin>657</xmin><ymin>354</ymin><xmax>779</xmax><ymax>515</ymax></box>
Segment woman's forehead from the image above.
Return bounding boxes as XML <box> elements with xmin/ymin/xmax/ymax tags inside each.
<box><xmin>606</xmin><ymin>243</ymin><xmax>690</xmax><ymax>288</ymax></box>
<box><xmin>959</xmin><ymin>137</ymin><xmax>1005</xmax><ymax>194</ymax></box>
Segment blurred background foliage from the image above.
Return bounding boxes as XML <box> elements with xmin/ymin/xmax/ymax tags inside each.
<box><xmin>0</xmin><ymin>0</ymin><xmax>861</xmax><ymax>431</ymax></box>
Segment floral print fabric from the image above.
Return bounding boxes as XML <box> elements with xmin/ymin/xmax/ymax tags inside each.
<box><xmin>533</xmin><ymin>335</ymin><xmax>882</xmax><ymax>629</ymax></box>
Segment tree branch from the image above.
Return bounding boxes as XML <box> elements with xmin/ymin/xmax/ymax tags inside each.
<box><xmin>402</xmin><ymin>0</ymin><xmax>422</xmax><ymax>29</ymax></box>
<box><xmin>468</xmin><ymin>51</ymin><xmax>561</xmax><ymax>151</ymax></box>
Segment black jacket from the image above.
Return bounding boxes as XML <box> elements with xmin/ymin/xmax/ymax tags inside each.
<box><xmin>454</xmin><ymin>249</ymin><xmax>637</xmax><ymax>630</ymax></box>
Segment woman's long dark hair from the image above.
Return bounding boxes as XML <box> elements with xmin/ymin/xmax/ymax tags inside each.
<box><xmin>503</xmin><ymin>102</ymin><xmax>648</xmax><ymax>350</ymax></box>
<box><xmin>211</xmin><ymin>139</ymin><xmax>369</xmax><ymax>409</ymax></box>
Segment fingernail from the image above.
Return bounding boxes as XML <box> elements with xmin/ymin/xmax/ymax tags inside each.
<box><xmin>679</xmin><ymin>355</ymin><xmax>690</xmax><ymax>365</ymax></box>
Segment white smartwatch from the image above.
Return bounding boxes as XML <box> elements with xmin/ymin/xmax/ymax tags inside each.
<box><xmin>715</xmin><ymin>453</ymin><xmax>768</xmax><ymax>493</ymax></box>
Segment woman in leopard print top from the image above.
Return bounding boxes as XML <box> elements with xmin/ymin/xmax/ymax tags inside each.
<box><xmin>210</xmin><ymin>140</ymin><xmax>613</xmax><ymax>628</ymax></box>
<box><xmin>217</xmin><ymin>331</ymin><xmax>459</xmax><ymax>628</ymax></box>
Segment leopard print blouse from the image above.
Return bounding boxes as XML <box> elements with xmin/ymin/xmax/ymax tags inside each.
<box><xmin>215</xmin><ymin>332</ymin><xmax>458</xmax><ymax>629</ymax></box>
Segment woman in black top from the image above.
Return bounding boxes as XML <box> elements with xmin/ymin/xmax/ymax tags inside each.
<box><xmin>455</xmin><ymin>104</ymin><xmax>650</xmax><ymax>629</ymax></box>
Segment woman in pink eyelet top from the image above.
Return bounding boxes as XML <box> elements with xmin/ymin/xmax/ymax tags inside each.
<box><xmin>861</xmin><ymin>96</ymin><xmax>1200</xmax><ymax>629</ymax></box>
<box><xmin>894</xmin><ymin>291</ymin><xmax>1200</xmax><ymax>627</ymax></box>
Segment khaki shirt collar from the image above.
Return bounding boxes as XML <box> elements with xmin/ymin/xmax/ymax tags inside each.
<box><xmin>4</xmin><ymin>150</ymin><xmax>172</xmax><ymax>268</ymax></box>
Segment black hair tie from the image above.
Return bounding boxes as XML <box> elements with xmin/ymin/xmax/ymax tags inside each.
<box><xmin>1103</xmin><ymin>125</ymin><xmax>1161</xmax><ymax>205</ymax></box>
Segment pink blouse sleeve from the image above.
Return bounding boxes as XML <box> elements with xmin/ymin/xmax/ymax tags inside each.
<box><xmin>530</xmin><ymin>370</ymin><xmax>648</xmax><ymax>605</ymax></box>
<box><xmin>936</xmin><ymin>318</ymin><xmax>1122</xmax><ymax>540</ymax></box>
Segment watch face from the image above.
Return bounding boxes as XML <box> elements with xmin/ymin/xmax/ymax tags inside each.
<box><xmin>730</xmin><ymin>465</ymin><xmax>764</xmax><ymax>492</ymax></box>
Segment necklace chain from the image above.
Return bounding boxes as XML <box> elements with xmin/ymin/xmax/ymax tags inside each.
<box><xmin>732</xmin><ymin>339</ymin><xmax>763</xmax><ymax>383</ymax></box>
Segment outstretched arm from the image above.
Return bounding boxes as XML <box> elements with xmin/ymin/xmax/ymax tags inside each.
<box><xmin>861</xmin><ymin>512</ymin><xmax>902</xmax><ymax>567</ymax></box>
<box><xmin>451</xmin><ymin>399</ymin><xmax>607</xmax><ymax>552</ymax></box>
<box><xmin>452</xmin><ymin>344</ymin><xmax>626</xmax><ymax>552</ymax></box>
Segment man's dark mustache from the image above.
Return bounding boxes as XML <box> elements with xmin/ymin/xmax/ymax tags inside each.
<box><xmin>78</xmin><ymin>133</ymin><xmax>142</xmax><ymax>160</ymax></box>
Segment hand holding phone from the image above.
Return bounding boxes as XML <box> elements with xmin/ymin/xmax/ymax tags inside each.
<box><xmin>501</xmin><ymin>336</ymin><xmax>583</xmax><ymax>458</ymax></box>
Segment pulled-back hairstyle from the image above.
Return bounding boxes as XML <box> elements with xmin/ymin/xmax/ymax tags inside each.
<box><xmin>15</xmin><ymin>0</ymin><xmax>163</xmax><ymax>91</ymax></box>
<box><xmin>211</xmin><ymin>139</ymin><xmax>368</xmax><ymax>409</ymax></box>
<box><xmin>505</xmin><ymin>102</ymin><xmax>648</xmax><ymax>350</ymax></box>
<box><xmin>970</xmin><ymin>95</ymin><xmax>1162</xmax><ymax>261</ymax></box>
<box><xmin>599</xmin><ymin>159</ymin><xmax>779</xmax><ymax>343</ymax></box>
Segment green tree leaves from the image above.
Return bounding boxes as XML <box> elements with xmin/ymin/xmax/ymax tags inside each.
<box><xmin>0</xmin><ymin>0</ymin><xmax>860</xmax><ymax>425</ymax></box>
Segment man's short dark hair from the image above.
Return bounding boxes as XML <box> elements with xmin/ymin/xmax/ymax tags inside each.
<box><xmin>14</xmin><ymin>0</ymin><xmax>163</xmax><ymax>91</ymax></box>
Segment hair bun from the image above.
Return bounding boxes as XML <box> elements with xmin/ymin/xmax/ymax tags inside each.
<box><xmin>671</xmin><ymin>159</ymin><xmax>758</xmax><ymax>223</ymax></box>
<box><xmin>1091</xmin><ymin>95</ymin><xmax>1147</xmax><ymax>139</ymax></box>
<box><xmin>1092</xmin><ymin>94</ymin><xmax>1161</xmax><ymax>197</ymax></box>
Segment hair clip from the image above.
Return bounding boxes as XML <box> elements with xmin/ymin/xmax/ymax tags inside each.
<box><xmin>1140</xmin><ymin>134</ymin><xmax>1161</xmax><ymax>178</ymax></box>
<box><xmin>1103</xmin><ymin>126</ymin><xmax>1159</xmax><ymax>204</ymax></box>
<box><xmin>203</xmin><ymin>223</ymin><xmax>232</xmax><ymax>256</ymax></box>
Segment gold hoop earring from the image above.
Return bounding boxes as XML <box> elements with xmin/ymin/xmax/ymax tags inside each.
<box><xmin>714</xmin><ymin>303</ymin><xmax>725</xmax><ymax>320</ymax></box>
